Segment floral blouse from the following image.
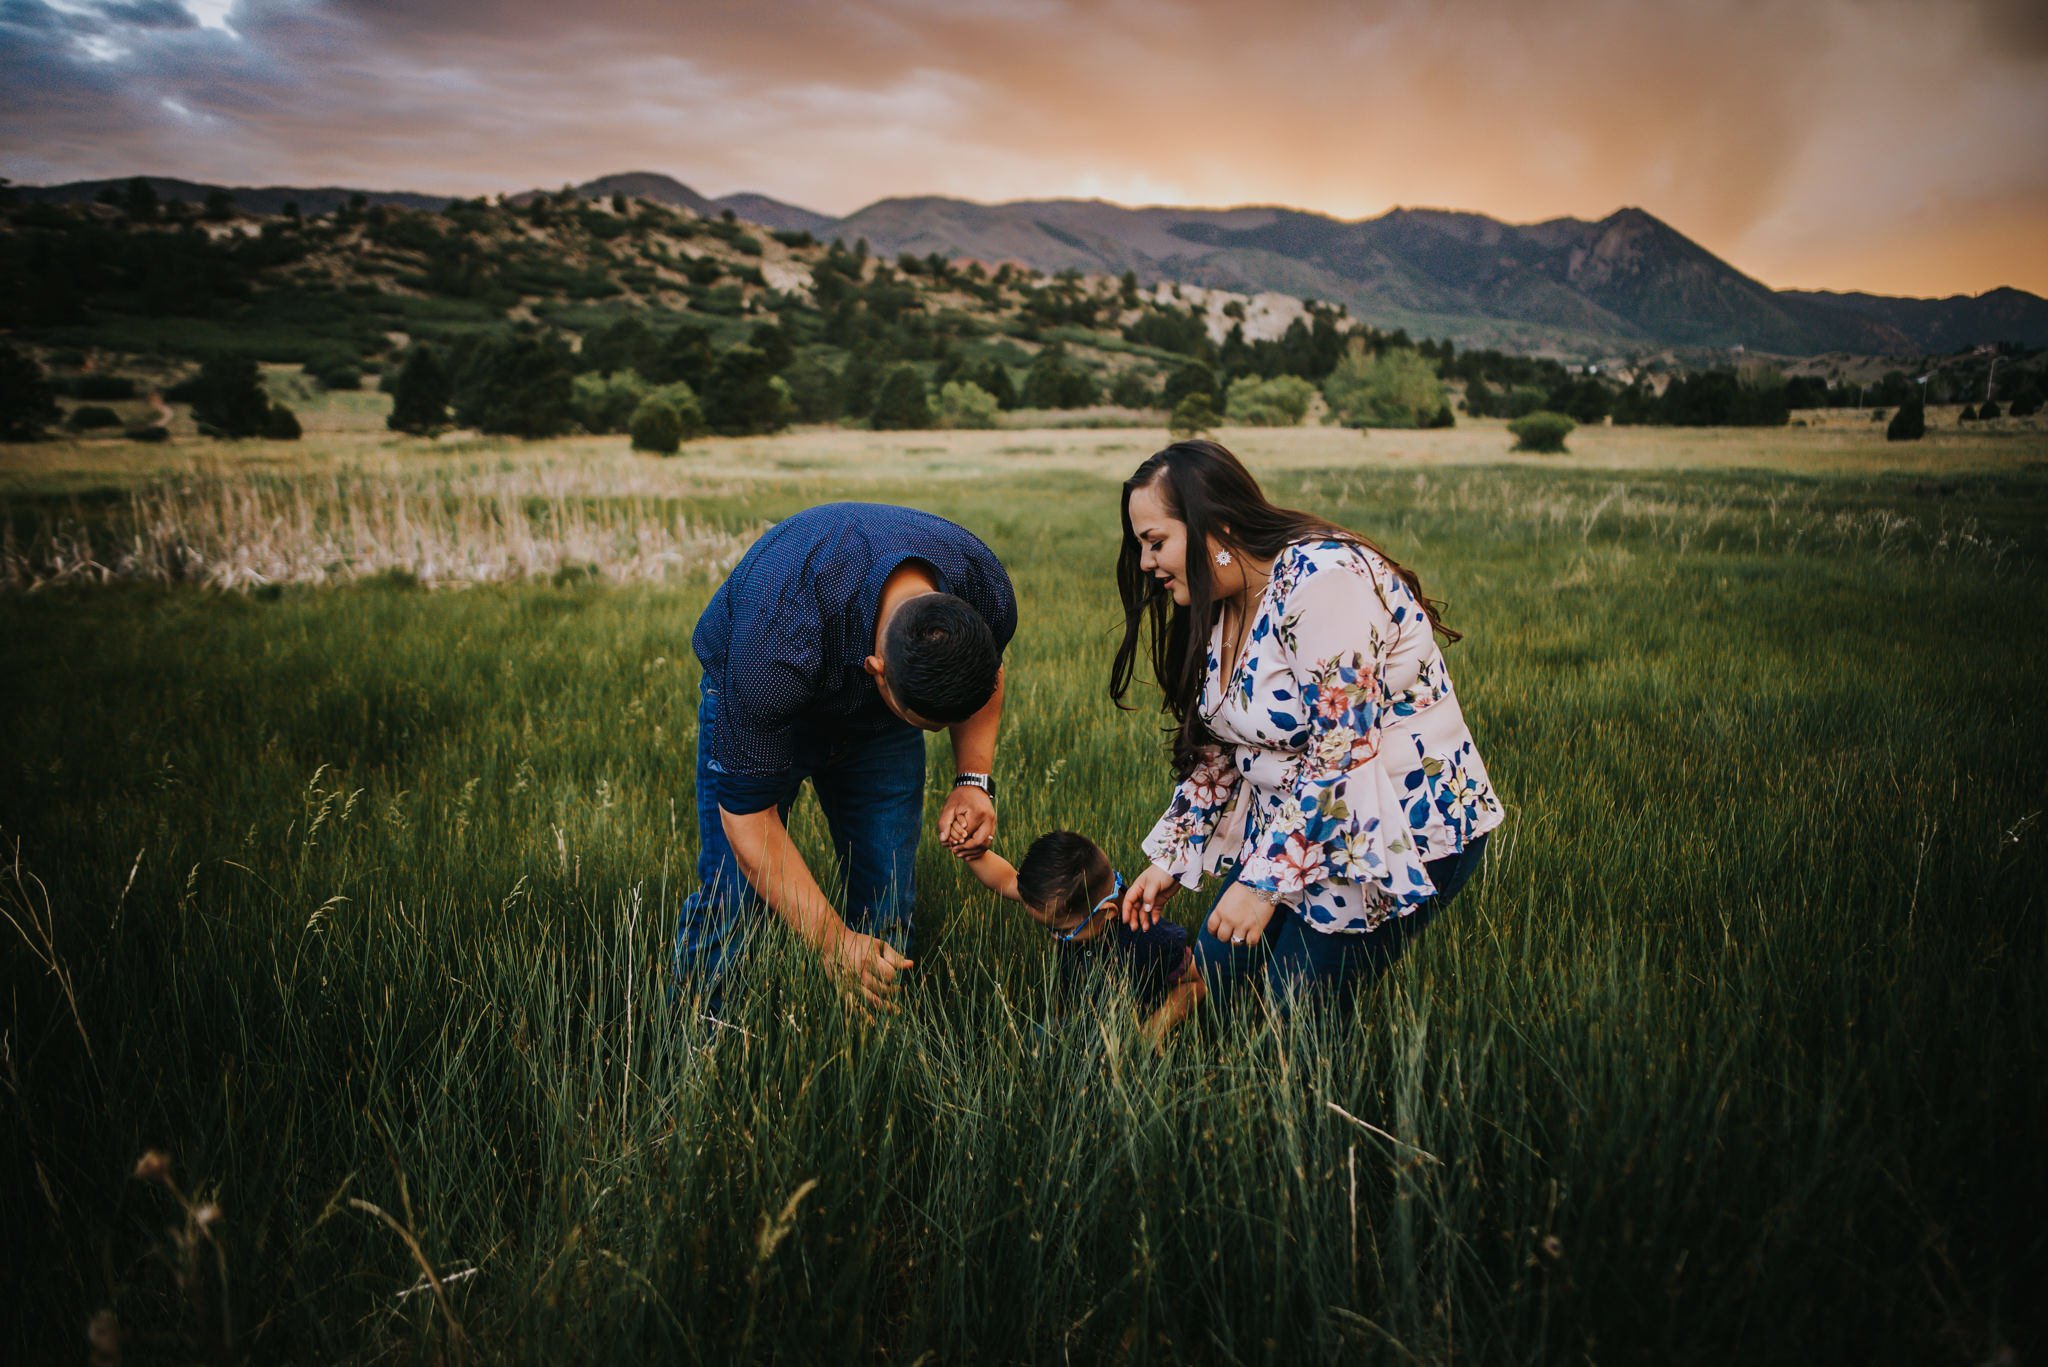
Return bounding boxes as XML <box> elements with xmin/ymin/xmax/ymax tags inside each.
<box><xmin>1141</xmin><ymin>538</ymin><xmax>1504</xmax><ymax>933</ymax></box>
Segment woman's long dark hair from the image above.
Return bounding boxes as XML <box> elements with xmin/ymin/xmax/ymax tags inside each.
<box><xmin>1109</xmin><ymin>439</ymin><xmax>1458</xmax><ymax>778</ymax></box>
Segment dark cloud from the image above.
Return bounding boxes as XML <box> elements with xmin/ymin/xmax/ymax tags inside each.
<box><xmin>1</xmin><ymin>0</ymin><xmax>2043</xmax><ymax>294</ymax></box>
<box><xmin>99</xmin><ymin>2</ymin><xmax>199</xmax><ymax>28</ymax></box>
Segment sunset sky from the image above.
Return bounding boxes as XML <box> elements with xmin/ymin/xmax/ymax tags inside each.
<box><xmin>5</xmin><ymin>0</ymin><xmax>2045</xmax><ymax>298</ymax></box>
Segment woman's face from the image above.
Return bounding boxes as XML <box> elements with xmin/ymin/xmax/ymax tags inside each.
<box><xmin>1128</xmin><ymin>482</ymin><xmax>1193</xmax><ymax>607</ymax></box>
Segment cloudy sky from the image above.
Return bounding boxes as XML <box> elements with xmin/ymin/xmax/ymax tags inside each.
<box><xmin>5</xmin><ymin>0</ymin><xmax>2045</xmax><ymax>297</ymax></box>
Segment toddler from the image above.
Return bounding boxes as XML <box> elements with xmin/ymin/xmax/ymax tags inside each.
<box><xmin>965</xmin><ymin>830</ymin><xmax>1201</xmax><ymax>1039</ymax></box>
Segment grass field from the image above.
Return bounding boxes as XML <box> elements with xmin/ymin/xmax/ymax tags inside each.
<box><xmin>3</xmin><ymin>415</ymin><xmax>2045</xmax><ymax>1363</ymax></box>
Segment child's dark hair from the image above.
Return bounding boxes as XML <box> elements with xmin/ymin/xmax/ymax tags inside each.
<box><xmin>882</xmin><ymin>592</ymin><xmax>999</xmax><ymax>723</ymax></box>
<box><xmin>1017</xmin><ymin>831</ymin><xmax>1111</xmax><ymax>926</ymax></box>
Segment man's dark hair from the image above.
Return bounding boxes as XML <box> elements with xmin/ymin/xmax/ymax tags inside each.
<box><xmin>883</xmin><ymin>592</ymin><xmax>998</xmax><ymax>723</ymax></box>
<box><xmin>1017</xmin><ymin>831</ymin><xmax>1110</xmax><ymax>926</ymax></box>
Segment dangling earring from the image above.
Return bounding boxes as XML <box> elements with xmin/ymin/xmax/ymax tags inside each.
<box><xmin>1214</xmin><ymin>549</ymin><xmax>1233</xmax><ymax>567</ymax></box>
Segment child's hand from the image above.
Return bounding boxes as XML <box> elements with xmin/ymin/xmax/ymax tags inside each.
<box><xmin>1206</xmin><ymin>883</ymin><xmax>1278</xmax><ymax>948</ymax></box>
<box><xmin>1122</xmin><ymin>865</ymin><xmax>1179</xmax><ymax>929</ymax></box>
<box><xmin>938</xmin><ymin>786</ymin><xmax>994</xmax><ymax>858</ymax></box>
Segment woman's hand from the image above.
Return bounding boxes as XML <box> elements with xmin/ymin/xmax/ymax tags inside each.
<box><xmin>1122</xmin><ymin>864</ymin><xmax>1180</xmax><ymax>929</ymax></box>
<box><xmin>1206</xmin><ymin>882</ymin><xmax>1279</xmax><ymax>948</ymax></box>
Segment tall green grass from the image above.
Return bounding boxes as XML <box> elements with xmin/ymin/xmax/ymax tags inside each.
<box><xmin>2</xmin><ymin>456</ymin><xmax>2044</xmax><ymax>1362</ymax></box>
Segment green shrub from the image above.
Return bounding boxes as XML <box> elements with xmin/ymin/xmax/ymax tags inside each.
<box><xmin>124</xmin><ymin>424</ymin><xmax>170</xmax><ymax>443</ymax></box>
<box><xmin>1959</xmin><ymin>404</ymin><xmax>1978</xmax><ymax>423</ymax></box>
<box><xmin>263</xmin><ymin>402</ymin><xmax>302</xmax><ymax>440</ymax></box>
<box><xmin>871</xmin><ymin>365</ymin><xmax>935</xmax><ymax>430</ymax></box>
<box><xmin>1886</xmin><ymin>400</ymin><xmax>1925</xmax><ymax>441</ymax></box>
<box><xmin>1508</xmin><ymin>410</ymin><xmax>1576</xmax><ymax>453</ymax></box>
<box><xmin>1224</xmin><ymin>374</ymin><xmax>1316</xmax><ymax>427</ymax></box>
<box><xmin>308</xmin><ymin>356</ymin><xmax>362</xmax><ymax>391</ymax></box>
<box><xmin>1022</xmin><ymin>347</ymin><xmax>1097</xmax><ymax>409</ymax></box>
<box><xmin>653</xmin><ymin>382</ymin><xmax>707</xmax><ymax>440</ymax></box>
<box><xmin>1109</xmin><ymin>370</ymin><xmax>1157</xmax><ymax>410</ymax></box>
<box><xmin>571</xmin><ymin>369</ymin><xmax>652</xmax><ymax>435</ymax></box>
<box><xmin>579</xmin><ymin>316</ymin><xmax>661</xmax><ymax>378</ymax></box>
<box><xmin>1323</xmin><ymin>342</ymin><xmax>1446</xmax><ymax>429</ymax></box>
<box><xmin>1162</xmin><ymin>361</ymin><xmax>1221</xmax><ymax>411</ymax></box>
<box><xmin>1977</xmin><ymin>399</ymin><xmax>2002</xmax><ymax>421</ymax></box>
<box><xmin>780</xmin><ymin>353</ymin><xmax>843</xmax><ymax>423</ymax></box>
<box><xmin>1169</xmin><ymin>393</ymin><xmax>1218</xmax><ymax>439</ymax></box>
<box><xmin>976</xmin><ymin>360</ymin><xmax>1019</xmax><ymax>410</ymax></box>
<box><xmin>936</xmin><ymin>380</ymin><xmax>999</xmax><ymax>429</ymax></box>
<box><xmin>629</xmin><ymin>394</ymin><xmax>684</xmax><ymax>454</ymax></box>
<box><xmin>68</xmin><ymin>404</ymin><xmax>122</xmax><ymax>430</ymax></box>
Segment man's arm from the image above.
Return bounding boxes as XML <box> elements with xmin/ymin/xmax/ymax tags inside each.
<box><xmin>939</xmin><ymin>663</ymin><xmax>1004</xmax><ymax>857</ymax></box>
<box><xmin>720</xmin><ymin>805</ymin><xmax>911</xmax><ymax>1011</ymax></box>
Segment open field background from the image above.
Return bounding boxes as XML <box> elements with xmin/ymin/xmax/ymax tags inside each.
<box><xmin>3</xmin><ymin>417</ymin><xmax>2046</xmax><ymax>1362</ymax></box>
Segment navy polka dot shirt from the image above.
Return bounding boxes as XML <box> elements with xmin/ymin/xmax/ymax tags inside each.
<box><xmin>692</xmin><ymin>503</ymin><xmax>1017</xmax><ymax>814</ymax></box>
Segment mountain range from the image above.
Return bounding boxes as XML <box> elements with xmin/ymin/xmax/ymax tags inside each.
<box><xmin>17</xmin><ymin>172</ymin><xmax>2045</xmax><ymax>357</ymax></box>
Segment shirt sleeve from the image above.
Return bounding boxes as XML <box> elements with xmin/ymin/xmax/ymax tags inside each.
<box><xmin>956</xmin><ymin>546</ymin><xmax>1017</xmax><ymax>653</ymax></box>
<box><xmin>1236</xmin><ymin>551</ymin><xmax>1437</xmax><ymax>920</ymax></box>
<box><xmin>1140</xmin><ymin>748</ymin><xmax>1246</xmax><ymax>889</ymax></box>
<box><xmin>709</xmin><ymin>605</ymin><xmax>824</xmax><ymax>816</ymax></box>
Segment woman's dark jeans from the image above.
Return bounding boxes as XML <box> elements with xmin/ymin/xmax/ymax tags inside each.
<box><xmin>1193</xmin><ymin>831</ymin><xmax>1490</xmax><ymax>1013</ymax></box>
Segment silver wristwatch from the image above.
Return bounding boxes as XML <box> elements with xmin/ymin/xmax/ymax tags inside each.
<box><xmin>953</xmin><ymin>771</ymin><xmax>996</xmax><ymax>800</ymax></box>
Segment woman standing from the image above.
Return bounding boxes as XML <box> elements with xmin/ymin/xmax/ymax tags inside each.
<box><xmin>1114</xmin><ymin>440</ymin><xmax>1503</xmax><ymax>1011</ymax></box>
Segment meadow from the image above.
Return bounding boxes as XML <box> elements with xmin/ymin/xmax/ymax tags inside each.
<box><xmin>3</xmin><ymin>412</ymin><xmax>2045</xmax><ymax>1363</ymax></box>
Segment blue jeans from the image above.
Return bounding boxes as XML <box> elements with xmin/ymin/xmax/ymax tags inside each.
<box><xmin>671</xmin><ymin>681</ymin><xmax>925</xmax><ymax>1001</ymax></box>
<box><xmin>1194</xmin><ymin>831</ymin><xmax>1490</xmax><ymax>1013</ymax></box>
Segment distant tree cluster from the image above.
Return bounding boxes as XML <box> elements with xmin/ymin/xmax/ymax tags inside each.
<box><xmin>1323</xmin><ymin>343</ymin><xmax>1451</xmax><ymax>429</ymax></box>
<box><xmin>1611</xmin><ymin>370</ymin><xmax>1789</xmax><ymax>427</ymax></box>
<box><xmin>11</xmin><ymin>188</ymin><xmax>2043</xmax><ymax>454</ymax></box>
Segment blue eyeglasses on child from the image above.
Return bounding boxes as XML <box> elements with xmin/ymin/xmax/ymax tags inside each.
<box><xmin>1053</xmin><ymin>869</ymin><xmax>1124</xmax><ymax>943</ymax></box>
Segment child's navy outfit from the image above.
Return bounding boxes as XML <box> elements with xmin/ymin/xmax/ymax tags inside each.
<box><xmin>1059</xmin><ymin>918</ymin><xmax>1190</xmax><ymax>1013</ymax></box>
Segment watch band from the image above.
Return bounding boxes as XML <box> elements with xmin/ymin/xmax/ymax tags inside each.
<box><xmin>953</xmin><ymin>771</ymin><xmax>995</xmax><ymax>800</ymax></box>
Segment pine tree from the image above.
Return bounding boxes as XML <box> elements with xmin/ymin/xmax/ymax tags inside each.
<box><xmin>701</xmin><ymin>345</ymin><xmax>788</xmax><ymax>436</ymax></box>
<box><xmin>0</xmin><ymin>342</ymin><xmax>61</xmax><ymax>441</ymax></box>
<box><xmin>387</xmin><ymin>344</ymin><xmax>452</xmax><ymax>434</ymax></box>
<box><xmin>451</xmin><ymin>332</ymin><xmax>576</xmax><ymax>437</ymax></box>
<box><xmin>1886</xmin><ymin>399</ymin><xmax>1926</xmax><ymax>441</ymax></box>
<box><xmin>870</xmin><ymin>365</ymin><xmax>934</xmax><ymax>430</ymax></box>
<box><xmin>189</xmin><ymin>355</ymin><xmax>272</xmax><ymax>437</ymax></box>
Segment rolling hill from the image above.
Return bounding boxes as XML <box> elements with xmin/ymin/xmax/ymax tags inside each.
<box><xmin>14</xmin><ymin>173</ymin><xmax>2045</xmax><ymax>355</ymax></box>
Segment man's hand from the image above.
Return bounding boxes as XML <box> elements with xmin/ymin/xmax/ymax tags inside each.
<box><xmin>825</xmin><ymin>927</ymin><xmax>914</xmax><ymax>1015</ymax></box>
<box><xmin>1122</xmin><ymin>864</ymin><xmax>1180</xmax><ymax>930</ymax></box>
<box><xmin>1206</xmin><ymin>882</ymin><xmax>1279</xmax><ymax>948</ymax></box>
<box><xmin>938</xmin><ymin>784</ymin><xmax>995</xmax><ymax>858</ymax></box>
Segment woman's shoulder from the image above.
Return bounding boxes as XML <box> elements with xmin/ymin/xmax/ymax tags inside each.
<box><xmin>1273</xmin><ymin>536</ymin><xmax>1382</xmax><ymax>591</ymax></box>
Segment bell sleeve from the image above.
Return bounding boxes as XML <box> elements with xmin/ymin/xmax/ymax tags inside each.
<box><xmin>1235</xmin><ymin>552</ymin><xmax>1437</xmax><ymax>923</ymax></box>
<box><xmin>1140</xmin><ymin>747</ymin><xmax>1247</xmax><ymax>889</ymax></box>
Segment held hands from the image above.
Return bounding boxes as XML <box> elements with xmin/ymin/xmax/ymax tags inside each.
<box><xmin>938</xmin><ymin>785</ymin><xmax>995</xmax><ymax>859</ymax></box>
<box><xmin>826</xmin><ymin>926</ymin><xmax>913</xmax><ymax>1016</ymax></box>
<box><xmin>1121</xmin><ymin>864</ymin><xmax>1180</xmax><ymax>930</ymax></box>
<box><xmin>1205</xmin><ymin>882</ymin><xmax>1279</xmax><ymax>948</ymax></box>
